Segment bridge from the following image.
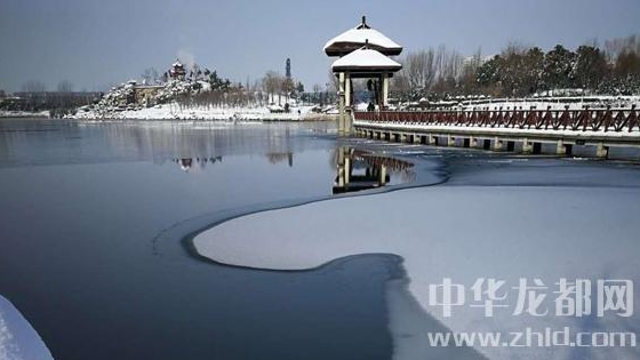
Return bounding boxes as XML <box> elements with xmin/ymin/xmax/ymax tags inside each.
<box><xmin>323</xmin><ymin>18</ymin><xmax>640</xmax><ymax>159</ymax></box>
<box><xmin>353</xmin><ymin>106</ymin><xmax>640</xmax><ymax>159</ymax></box>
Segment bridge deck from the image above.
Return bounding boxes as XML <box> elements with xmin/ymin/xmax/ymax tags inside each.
<box><xmin>353</xmin><ymin>108</ymin><xmax>640</xmax><ymax>146</ymax></box>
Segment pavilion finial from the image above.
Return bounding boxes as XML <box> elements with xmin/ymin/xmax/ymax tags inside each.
<box><xmin>357</xmin><ymin>15</ymin><xmax>370</xmax><ymax>29</ymax></box>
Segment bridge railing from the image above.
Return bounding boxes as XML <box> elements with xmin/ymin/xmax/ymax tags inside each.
<box><xmin>354</xmin><ymin>106</ymin><xmax>639</xmax><ymax>133</ymax></box>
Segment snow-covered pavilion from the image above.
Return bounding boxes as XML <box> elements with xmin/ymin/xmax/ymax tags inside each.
<box><xmin>324</xmin><ymin>16</ymin><xmax>403</xmax><ymax>57</ymax></box>
<box><xmin>325</xmin><ymin>16</ymin><xmax>403</xmax><ymax>133</ymax></box>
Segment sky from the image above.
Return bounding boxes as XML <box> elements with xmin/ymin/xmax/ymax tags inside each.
<box><xmin>0</xmin><ymin>0</ymin><xmax>639</xmax><ymax>92</ymax></box>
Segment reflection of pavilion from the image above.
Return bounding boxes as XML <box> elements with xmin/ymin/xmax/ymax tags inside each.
<box><xmin>333</xmin><ymin>147</ymin><xmax>413</xmax><ymax>194</ymax></box>
<box><xmin>266</xmin><ymin>152</ymin><xmax>294</xmax><ymax>167</ymax></box>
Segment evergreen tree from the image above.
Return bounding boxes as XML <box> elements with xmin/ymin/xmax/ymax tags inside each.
<box><xmin>573</xmin><ymin>45</ymin><xmax>608</xmax><ymax>91</ymax></box>
<box><xmin>542</xmin><ymin>45</ymin><xmax>577</xmax><ymax>90</ymax></box>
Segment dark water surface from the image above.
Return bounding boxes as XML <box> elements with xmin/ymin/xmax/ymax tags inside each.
<box><xmin>2</xmin><ymin>119</ymin><xmax>639</xmax><ymax>360</ymax></box>
<box><xmin>0</xmin><ymin>119</ymin><xmax>405</xmax><ymax>360</ymax></box>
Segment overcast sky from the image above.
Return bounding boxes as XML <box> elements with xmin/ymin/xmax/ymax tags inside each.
<box><xmin>1</xmin><ymin>0</ymin><xmax>638</xmax><ymax>92</ymax></box>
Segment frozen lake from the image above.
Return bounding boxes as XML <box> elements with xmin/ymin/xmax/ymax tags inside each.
<box><xmin>0</xmin><ymin>119</ymin><xmax>638</xmax><ymax>360</ymax></box>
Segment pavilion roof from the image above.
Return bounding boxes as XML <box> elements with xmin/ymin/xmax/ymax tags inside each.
<box><xmin>331</xmin><ymin>45</ymin><xmax>402</xmax><ymax>73</ymax></box>
<box><xmin>324</xmin><ymin>16</ymin><xmax>402</xmax><ymax>57</ymax></box>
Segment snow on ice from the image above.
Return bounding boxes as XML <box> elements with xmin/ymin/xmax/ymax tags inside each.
<box><xmin>193</xmin><ymin>175</ymin><xmax>640</xmax><ymax>360</ymax></box>
<box><xmin>0</xmin><ymin>295</ymin><xmax>54</xmax><ymax>360</ymax></box>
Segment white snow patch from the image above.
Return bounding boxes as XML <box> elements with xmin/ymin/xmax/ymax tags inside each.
<box><xmin>0</xmin><ymin>295</ymin><xmax>54</xmax><ymax>360</ymax></box>
<box><xmin>194</xmin><ymin>186</ymin><xmax>640</xmax><ymax>360</ymax></box>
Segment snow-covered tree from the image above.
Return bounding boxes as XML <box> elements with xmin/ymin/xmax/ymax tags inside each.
<box><xmin>542</xmin><ymin>45</ymin><xmax>577</xmax><ymax>90</ymax></box>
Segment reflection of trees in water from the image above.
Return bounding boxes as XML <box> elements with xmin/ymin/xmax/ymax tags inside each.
<box><xmin>90</xmin><ymin>122</ymin><xmax>324</xmax><ymax>163</ymax></box>
<box><xmin>175</xmin><ymin>156</ymin><xmax>222</xmax><ymax>171</ymax></box>
<box><xmin>266</xmin><ymin>152</ymin><xmax>294</xmax><ymax>167</ymax></box>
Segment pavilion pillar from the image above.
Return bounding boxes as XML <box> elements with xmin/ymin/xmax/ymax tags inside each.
<box><xmin>345</xmin><ymin>72</ymin><xmax>352</xmax><ymax>107</ymax></box>
<box><xmin>344</xmin><ymin>72</ymin><xmax>352</xmax><ymax>134</ymax></box>
<box><xmin>382</xmin><ymin>72</ymin><xmax>390</xmax><ymax>110</ymax></box>
<box><xmin>338</xmin><ymin>72</ymin><xmax>346</xmax><ymax>134</ymax></box>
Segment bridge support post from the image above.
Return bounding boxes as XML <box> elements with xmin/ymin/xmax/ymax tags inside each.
<box><xmin>447</xmin><ymin>135</ymin><xmax>455</xmax><ymax>147</ymax></box>
<box><xmin>493</xmin><ymin>137</ymin><xmax>503</xmax><ymax>151</ymax></box>
<box><xmin>596</xmin><ymin>142</ymin><xmax>609</xmax><ymax>159</ymax></box>
<box><xmin>522</xmin><ymin>138</ymin><xmax>533</xmax><ymax>154</ymax></box>
<box><xmin>556</xmin><ymin>140</ymin><xmax>567</xmax><ymax>156</ymax></box>
<box><xmin>400</xmin><ymin>133</ymin><xmax>407</xmax><ymax>143</ymax></box>
<box><xmin>470</xmin><ymin>136</ymin><xmax>479</xmax><ymax>148</ymax></box>
<box><xmin>428</xmin><ymin>134</ymin><xmax>438</xmax><ymax>146</ymax></box>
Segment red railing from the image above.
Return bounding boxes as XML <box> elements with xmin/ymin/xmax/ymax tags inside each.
<box><xmin>354</xmin><ymin>106</ymin><xmax>639</xmax><ymax>133</ymax></box>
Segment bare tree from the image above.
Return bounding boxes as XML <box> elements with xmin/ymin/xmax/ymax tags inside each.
<box><xmin>327</xmin><ymin>69</ymin><xmax>339</xmax><ymax>93</ymax></box>
<box><xmin>605</xmin><ymin>34</ymin><xmax>640</xmax><ymax>62</ymax></box>
<box><xmin>405</xmin><ymin>49</ymin><xmax>436</xmax><ymax>93</ymax></box>
<box><xmin>431</xmin><ymin>46</ymin><xmax>464</xmax><ymax>96</ymax></box>
<box><xmin>262</xmin><ymin>71</ymin><xmax>281</xmax><ymax>104</ymax></box>
<box><xmin>57</xmin><ymin>80</ymin><xmax>74</xmax><ymax>93</ymax></box>
<box><xmin>141</xmin><ymin>68</ymin><xmax>159</xmax><ymax>85</ymax></box>
<box><xmin>22</xmin><ymin>80</ymin><xmax>47</xmax><ymax>93</ymax></box>
<box><xmin>457</xmin><ymin>48</ymin><xmax>483</xmax><ymax>95</ymax></box>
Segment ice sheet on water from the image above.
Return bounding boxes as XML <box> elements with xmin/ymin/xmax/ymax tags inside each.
<box><xmin>193</xmin><ymin>171</ymin><xmax>640</xmax><ymax>359</ymax></box>
<box><xmin>0</xmin><ymin>295</ymin><xmax>54</xmax><ymax>360</ymax></box>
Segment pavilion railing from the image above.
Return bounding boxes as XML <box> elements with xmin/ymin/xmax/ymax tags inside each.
<box><xmin>353</xmin><ymin>106</ymin><xmax>639</xmax><ymax>133</ymax></box>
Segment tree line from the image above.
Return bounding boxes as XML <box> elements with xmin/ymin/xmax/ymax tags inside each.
<box><xmin>392</xmin><ymin>34</ymin><xmax>640</xmax><ymax>101</ymax></box>
<box><xmin>0</xmin><ymin>80</ymin><xmax>100</xmax><ymax>116</ymax></box>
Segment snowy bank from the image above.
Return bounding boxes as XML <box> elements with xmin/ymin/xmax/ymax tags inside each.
<box><xmin>0</xmin><ymin>294</ymin><xmax>54</xmax><ymax>360</ymax></box>
<box><xmin>0</xmin><ymin>110</ymin><xmax>49</xmax><ymax>119</ymax></box>
<box><xmin>71</xmin><ymin>103</ymin><xmax>321</xmax><ymax>121</ymax></box>
<box><xmin>193</xmin><ymin>184</ymin><xmax>640</xmax><ymax>360</ymax></box>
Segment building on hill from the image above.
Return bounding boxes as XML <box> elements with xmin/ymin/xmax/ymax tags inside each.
<box><xmin>133</xmin><ymin>85</ymin><xmax>164</xmax><ymax>105</ymax></box>
<box><xmin>170</xmin><ymin>60</ymin><xmax>187</xmax><ymax>80</ymax></box>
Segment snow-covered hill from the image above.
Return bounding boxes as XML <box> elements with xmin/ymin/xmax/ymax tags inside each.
<box><xmin>69</xmin><ymin>79</ymin><xmax>318</xmax><ymax>121</ymax></box>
